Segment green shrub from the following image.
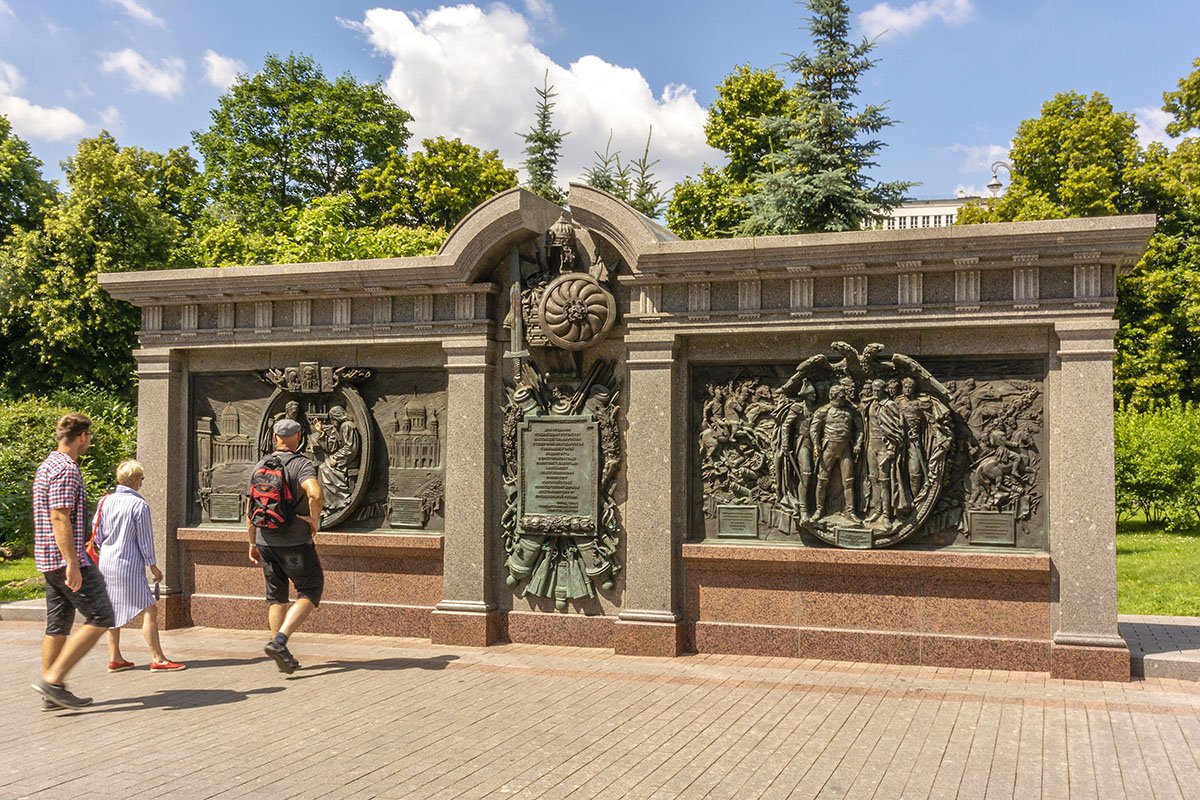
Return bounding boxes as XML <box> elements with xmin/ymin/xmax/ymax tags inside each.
<box><xmin>0</xmin><ymin>388</ymin><xmax>137</xmax><ymax>544</ymax></box>
<box><xmin>1115</xmin><ymin>399</ymin><xmax>1200</xmax><ymax>529</ymax></box>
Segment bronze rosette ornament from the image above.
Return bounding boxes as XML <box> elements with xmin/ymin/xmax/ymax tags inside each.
<box><xmin>537</xmin><ymin>272</ymin><xmax>617</xmax><ymax>351</ymax></box>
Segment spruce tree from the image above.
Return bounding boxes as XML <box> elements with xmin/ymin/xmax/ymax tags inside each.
<box><xmin>520</xmin><ymin>72</ymin><xmax>568</xmax><ymax>206</ymax></box>
<box><xmin>739</xmin><ymin>0</ymin><xmax>913</xmax><ymax>234</ymax></box>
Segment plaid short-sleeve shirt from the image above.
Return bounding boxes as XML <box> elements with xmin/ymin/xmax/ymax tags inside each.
<box><xmin>32</xmin><ymin>451</ymin><xmax>89</xmax><ymax>572</ymax></box>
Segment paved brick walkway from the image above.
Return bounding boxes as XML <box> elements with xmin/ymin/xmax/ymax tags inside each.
<box><xmin>1121</xmin><ymin>615</ymin><xmax>1200</xmax><ymax>681</ymax></box>
<box><xmin>3</xmin><ymin>621</ymin><xmax>1200</xmax><ymax>799</ymax></box>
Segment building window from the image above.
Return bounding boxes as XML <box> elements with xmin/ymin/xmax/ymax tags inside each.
<box><xmin>922</xmin><ymin>215</ymin><xmax>930</xmax><ymax>228</ymax></box>
<box><xmin>898</xmin><ymin>216</ymin><xmax>907</xmax><ymax>229</ymax></box>
<box><xmin>886</xmin><ymin>217</ymin><xmax>895</xmax><ymax>229</ymax></box>
<box><xmin>946</xmin><ymin>213</ymin><xmax>955</xmax><ymax>225</ymax></box>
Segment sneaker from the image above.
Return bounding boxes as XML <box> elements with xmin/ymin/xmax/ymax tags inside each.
<box><xmin>264</xmin><ymin>640</ymin><xmax>299</xmax><ymax>674</ymax></box>
<box><xmin>41</xmin><ymin>698</ymin><xmax>56</xmax><ymax>712</ymax></box>
<box><xmin>107</xmin><ymin>660</ymin><xmax>135</xmax><ymax>673</ymax></box>
<box><xmin>32</xmin><ymin>679</ymin><xmax>93</xmax><ymax>710</ymax></box>
<box><xmin>149</xmin><ymin>659</ymin><xmax>186</xmax><ymax>672</ymax></box>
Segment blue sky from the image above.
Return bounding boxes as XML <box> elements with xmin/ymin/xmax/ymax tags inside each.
<box><xmin>0</xmin><ymin>0</ymin><xmax>1197</xmax><ymax>200</ymax></box>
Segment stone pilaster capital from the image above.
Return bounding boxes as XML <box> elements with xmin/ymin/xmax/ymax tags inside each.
<box><xmin>134</xmin><ymin>348</ymin><xmax>181</xmax><ymax>379</ymax></box>
<box><xmin>440</xmin><ymin>335</ymin><xmax>499</xmax><ymax>374</ymax></box>
<box><xmin>625</xmin><ymin>333</ymin><xmax>679</xmax><ymax>369</ymax></box>
<box><xmin>1054</xmin><ymin>318</ymin><xmax>1119</xmax><ymax>361</ymax></box>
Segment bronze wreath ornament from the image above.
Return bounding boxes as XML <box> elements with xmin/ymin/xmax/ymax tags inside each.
<box><xmin>537</xmin><ymin>273</ymin><xmax>617</xmax><ymax>351</ymax></box>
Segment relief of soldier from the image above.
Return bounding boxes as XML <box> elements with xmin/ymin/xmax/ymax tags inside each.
<box><xmin>697</xmin><ymin>342</ymin><xmax>1042</xmax><ymax>548</ymax></box>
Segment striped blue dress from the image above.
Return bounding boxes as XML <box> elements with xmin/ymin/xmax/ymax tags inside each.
<box><xmin>91</xmin><ymin>486</ymin><xmax>156</xmax><ymax>628</ymax></box>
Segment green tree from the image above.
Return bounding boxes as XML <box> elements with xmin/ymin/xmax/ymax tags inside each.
<box><xmin>667</xmin><ymin>65</ymin><xmax>797</xmax><ymax>238</ymax></box>
<box><xmin>193</xmin><ymin>53</ymin><xmax>412</xmax><ymax>228</ymax></box>
<box><xmin>1163</xmin><ymin>56</ymin><xmax>1200</xmax><ymax>137</ymax></box>
<box><xmin>0</xmin><ymin>133</ymin><xmax>195</xmax><ymax>396</ymax></box>
<box><xmin>582</xmin><ymin>129</ymin><xmax>666</xmax><ymax>218</ymax></box>
<box><xmin>951</xmin><ymin>85</ymin><xmax>1200</xmax><ymax>406</ymax></box>
<box><xmin>739</xmin><ymin>0</ymin><xmax>912</xmax><ymax>235</ymax></box>
<box><xmin>357</xmin><ymin>136</ymin><xmax>517</xmax><ymax>230</ymax></box>
<box><xmin>520</xmin><ymin>73</ymin><xmax>567</xmax><ymax>206</ymax></box>
<box><xmin>958</xmin><ymin>92</ymin><xmax>1142</xmax><ymax>224</ymax></box>
<box><xmin>179</xmin><ymin>194</ymin><xmax>446</xmax><ymax>268</ymax></box>
<box><xmin>0</xmin><ymin>115</ymin><xmax>56</xmax><ymax>242</ymax></box>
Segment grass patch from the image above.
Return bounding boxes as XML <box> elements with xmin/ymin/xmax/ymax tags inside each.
<box><xmin>0</xmin><ymin>557</ymin><xmax>43</xmax><ymax>604</ymax></box>
<box><xmin>1117</xmin><ymin>518</ymin><xmax>1200</xmax><ymax>616</ymax></box>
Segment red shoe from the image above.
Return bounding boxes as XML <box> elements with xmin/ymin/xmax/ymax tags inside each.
<box><xmin>149</xmin><ymin>659</ymin><xmax>186</xmax><ymax>672</ymax></box>
<box><xmin>107</xmin><ymin>660</ymin><xmax>135</xmax><ymax>673</ymax></box>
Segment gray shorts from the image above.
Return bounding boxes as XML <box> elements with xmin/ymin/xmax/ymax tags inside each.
<box><xmin>43</xmin><ymin>565</ymin><xmax>116</xmax><ymax>635</ymax></box>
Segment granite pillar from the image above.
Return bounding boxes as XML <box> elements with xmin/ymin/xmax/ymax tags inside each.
<box><xmin>614</xmin><ymin>333</ymin><xmax>685</xmax><ymax>656</ymax></box>
<box><xmin>133</xmin><ymin>348</ymin><xmax>189</xmax><ymax>628</ymax></box>
<box><xmin>1047</xmin><ymin>319</ymin><xmax>1129</xmax><ymax>680</ymax></box>
<box><xmin>430</xmin><ymin>335</ymin><xmax>501</xmax><ymax>646</ymax></box>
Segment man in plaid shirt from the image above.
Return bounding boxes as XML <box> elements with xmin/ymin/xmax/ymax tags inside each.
<box><xmin>31</xmin><ymin>413</ymin><xmax>115</xmax><ymax>711</ymax></box>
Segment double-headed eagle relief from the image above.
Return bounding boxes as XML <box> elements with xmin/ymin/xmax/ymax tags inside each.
<box><xmin>698</xmin><ymin>343</ymin><xmax>1044</xmax><ymax>549</ymax></box>
<box><xmin>500</xmin><ymin>211</ymin><xmax>623</xmax><ymax>610</ymax></box>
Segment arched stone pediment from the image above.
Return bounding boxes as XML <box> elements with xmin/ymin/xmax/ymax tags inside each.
<box><xmin>565</xmin><ymin>183</ymin><xmax>678</xmax><ymax>273</ymax></box>
<box><xmin>438</xmin><ymin>188</ymin><xmax>565</xmax><ymax>284</ymax></box>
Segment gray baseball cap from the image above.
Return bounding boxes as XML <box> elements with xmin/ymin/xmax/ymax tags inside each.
<box><xmin>273</xmin><ymin>418</ymin><xmax>302</xmax><ymax>437</ymax></box>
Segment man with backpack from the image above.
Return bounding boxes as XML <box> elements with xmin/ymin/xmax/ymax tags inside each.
<box><xmin>247</xmin><ymin>417</ymin><xmax>324</xmax><ymax>673</ymax></box>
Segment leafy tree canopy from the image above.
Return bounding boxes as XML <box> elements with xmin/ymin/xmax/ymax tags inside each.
<box><xmin>667</xmin><ymin>65</ymin><xmax>796</xmax><ymax>239</ymax></box>
<box><xmin>193</xmin><ymin>53</ymin><xmax>412</xmax><ymax>229</ymax></box>
<box><xmin>358</xmin><ymin>136</ymin><xmax>517</xmax><ymax>230</ymax></box>
<box><xmin>0</xmin><ymin>115</ymin><xmax>56</xmax><ymax>243</ymax></box>
<box><xmin>739</xmin><ymin>0</ymin><xmax>913</xmax><ymax>235</ymax></box>
<box><xmin>956</xmin><ymin>76</ymin><xmax>1200</xmax><ymax>407</ymax></box>
<box><xmin>0</xmin><ymin>132</ymin><xmax>196</xmax><ymax>396</ymax></box>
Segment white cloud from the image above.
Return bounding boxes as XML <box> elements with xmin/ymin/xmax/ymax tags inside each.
<box><xmin>946</xmin><ymin>142</ymin><xmax>1010</xmax><ymax>177</ymax></box>
<box><xmin>0</xmin><ymin>61</ymin><xmax>19</xmax><ymax>95</ymax></box>
<box><xmin>100</xmin><ymin>48</ymin><xmax>185</xmax><ymax>99</ymax></box>
<box><xmin>203</xmin><ymin>50</ymin><xmax>245</xmax><ymax>90</ymax></box>
<box><xmin>860</xmin><ymin>0</ymin><xmax>973</xmax><ymax>40</ymax></box>
<box><xmin>0</xmin><ymin>62</ymin><xmax>87</xmax><ymax>141</ymax></box>
<box><xmin>106</xmin><ymin>0</ymin><xmax>167</xmax><ymax>28</ymax></box>
<box><xmin>355</xmin><ymin>4</ymin><xmax>718</xmax><ymax>194</ymax></box>
<box><xmin>1134</xmin><ymin>106</ymin><xmax>1175</xmax><ymax>148</ymax></box>
<box><xmin>524</xmin><ymin>0</ymin><xmax>554</xmax><ymax>22</ymax></box>
<box><xmin>0</xmin><ymin>1</ymin><xmax>14</xmax><ymax>18</ymax></box>
<box><xmin>99</xmin><ymin>105</ymin><xmax>121</xmax><ymax>128</ymax></box>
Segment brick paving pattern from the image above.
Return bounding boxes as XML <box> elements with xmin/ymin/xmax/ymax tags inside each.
<box><xmin>2</xmin><ymin>620</ymin><xmax>1200</xmax><ymax>799</ymax></box>
<box><xmin>1120</xmin><ymin>615</ymin><xmax>1200</xmax><ymax>681</ymax></box>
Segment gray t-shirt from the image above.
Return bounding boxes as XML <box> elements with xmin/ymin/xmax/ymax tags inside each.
<box><xmin>250</xmin><ymin>451</ymin><xmax>318</xmax><ymax>547</ymax></box>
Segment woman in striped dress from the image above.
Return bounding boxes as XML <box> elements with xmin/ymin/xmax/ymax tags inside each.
<box><xmin>91</xmin><ymin>460</ymin><xmax>185</xmax><ymax>672</ymax></box>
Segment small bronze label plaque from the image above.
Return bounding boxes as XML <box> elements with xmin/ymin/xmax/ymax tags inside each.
<box><xmin>968</xmin><ymin>511</ymin><xmax>1016</xmax><ymax>545</ymax></box>
<box><xmin>209</xmin><ymin>493</ymin><xmax>242</xmax><ymax>523</ymax></box>
<box><xmin>836</xmin><ymin>526</ymin><xmax>873</xmax><ymax>549</ymax></box>
<box><xmin>717</xmin><ymin>504</ymin><xmax>759</xmax><ymax>539</ymax></box>
<box><xmin>388</xmin><ymin>497</ymin><xmax>425</xmax><ymax>529</ymax></box>
<box><xmin>518</xmin><ymin>416</ymin><xmax>599</xmax><ymax>531</ymax></box>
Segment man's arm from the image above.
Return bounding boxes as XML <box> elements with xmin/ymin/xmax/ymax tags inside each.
<box><xmin>298</xmin><ymin>477</ymin><xmax>323</xmax><ymax>537</ymax></box>
<box><xmin>246</xmin><ymin>498</ymin><xmax>260</xmax><ymax>565</ymax></box>
<box><xmin>49</xmin><ymin>507</ymin><xmax>82</xmax><ymax>591</ymax></box>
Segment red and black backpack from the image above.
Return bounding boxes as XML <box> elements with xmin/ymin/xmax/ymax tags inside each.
<box><xmin>248</xmin><ymin>454</ymin><xmax>295</xmax><ymax>529</ymax></box>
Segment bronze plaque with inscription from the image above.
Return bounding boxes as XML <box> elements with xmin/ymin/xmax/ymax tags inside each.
<box><xmin>518</xmin><ymin>415</ymin><xmax>599</xmax><ymax>535</ymax></box>
<box><xmin>968</xmin><ymin>511</ymin><xmax>1016</xmax><ymax>545</ymax></box>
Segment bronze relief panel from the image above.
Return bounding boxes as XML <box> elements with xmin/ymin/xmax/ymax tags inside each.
<box><xmin>691</xmin><ymin>344</ymin><xmax>1045</xmax><ymax>550</ymax></box>
<box><xmin>191</xmin><ymin>367</ymin><xmax>447</xmax><ymax>532</ymax></box>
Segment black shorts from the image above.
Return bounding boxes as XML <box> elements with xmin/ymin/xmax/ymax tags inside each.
<box><xmin>259</xmin><ymin>542</ymin><xmax>324</xmax><ymax>606</ymax></box>
<box><xmin>43</xmin><ymin>565</ymin><xmax>116</xmax><ymax>635</ymax></box>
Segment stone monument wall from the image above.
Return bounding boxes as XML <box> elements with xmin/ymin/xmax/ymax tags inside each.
<box><xmin>100</xmin><ymin>186</ymin><xmax>1155</xmax><ymax>679</ymax></box>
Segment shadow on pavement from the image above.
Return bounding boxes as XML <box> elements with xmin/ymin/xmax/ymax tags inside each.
<box><xmin>60</xmin><ymin>686</ymin><xmax>286</xmax><ymax>714</ymax></box>
<box><xmin>286</xmin><ymin>654</ymin><xmax>459</xmax><ymax>680</ymax></box>
<box><xmin>163</xmin><ymin>656</ymin><xmax>272</xmax><ymax>669</ymax></box>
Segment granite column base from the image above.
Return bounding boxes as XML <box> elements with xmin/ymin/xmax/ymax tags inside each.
<box><xmin>613</xmin><ymin>619</ymin><xmax>685</xmax><ymax>657</ymax></box>
<box><xmin>430</xmin><ymin>608</ymin><xmax>501</xmax><ymax>647</ymax></box>
<box><xmin>1050</xmin><ymin>641</ymin><xmax>1131</xmax><ymax>682</ymax></box>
